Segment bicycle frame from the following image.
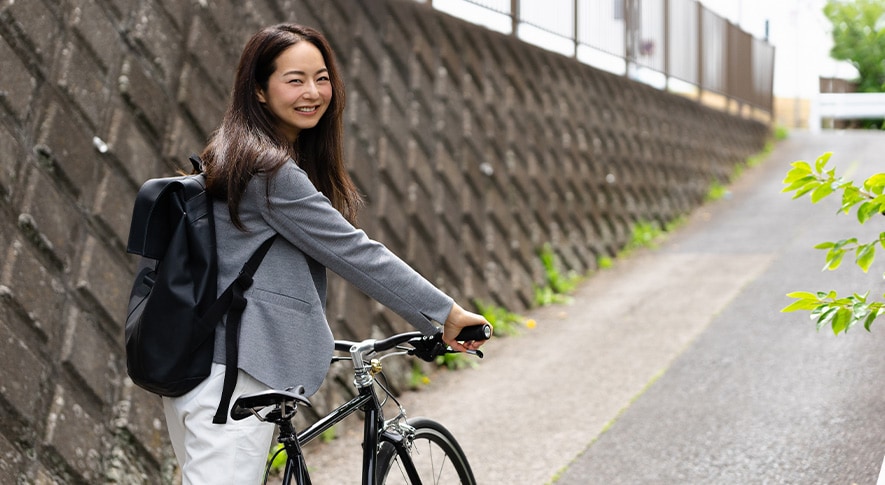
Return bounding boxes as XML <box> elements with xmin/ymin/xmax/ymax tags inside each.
<box><xmin>277</xmin><ymin>367</ymin><xmax>421</xmax><ymax>485</ymax></box>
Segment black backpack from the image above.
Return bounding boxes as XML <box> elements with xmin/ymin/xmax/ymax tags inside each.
<box><xmin>125</xmin><ymin>155</ymin><xmax>275</xmax><ymax>423</ymax></box>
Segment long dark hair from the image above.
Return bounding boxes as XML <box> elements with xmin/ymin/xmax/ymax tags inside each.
<box><xmin>202</xmin><ymin>23</ymin><xmax>363</xmax><ymax>227</ymax></box>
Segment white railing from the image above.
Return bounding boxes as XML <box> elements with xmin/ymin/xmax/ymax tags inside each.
<box><xmin>809</xmin><ymin>92</ymin><xmax>885</xmax><ymax>132</ymax></box>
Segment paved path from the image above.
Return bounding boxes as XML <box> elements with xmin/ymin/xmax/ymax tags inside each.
<box><xmin>555</xmin><ymin>130</ymin><xmax>885</xmax><ymax>485</ymax></box>
<box><xmin>300</xmin><ymin>130</ymin><xmax>885</xmax><ymax>484</ymax></box>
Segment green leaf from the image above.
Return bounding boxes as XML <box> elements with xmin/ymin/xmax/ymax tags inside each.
<box><xmin>782</xmin><ymin>166</ymin><xmax>812</xmax><ymax>183</ymax></box>
<box><xmin>791</xmin><ymin>160</ymin><xmax>814</xmax><ymax>173</ymax></box>
<box><xmin>814</xmin><ymin>153</ymin><xmax>832</xmax><ymax>172</ymax></box>
<box><xmin>824</xmin><ymin>249</ymin><xmax>845</xmax><ymax>271</ymax></box>
<box><xmin>786</xmin><ymin>291</ymin><xmax>820</xmax><ymax>300</ymax></box>
<box><xmin>792</xmin><ymin>181</ymin><xmax>821</xmax><ymax>199</ymax></box>
<box><xmin>810</xmin><ymin>182</ymin><xmax>835</xmax><ymax>203</ymax></box>
<box><xmin>856</xmin><ymin>243</ymin><xmax>876</xmax><ymax>272</ymax></box>
<box><xmin>864</xmin><ymin>174</ymin><xmax>885</xmax><ymax>193</ymax></box>
<box><xmin>782</xmin><ymin>299</ymin><xmax>822</xmax><ymax>312</ymax></box>
<box><xmin>782</xmin><ymin>175</ymin><xmax>817</xmax><ymax>193</ymax></box>
<box><xmin>816</xmin><ymin>306</ymin><xmax>838</xmax><ymax>331</ymax></box>
<box><xmin>831</xmin><ymin>308</ymin><xmax>852</xmax><ymax>334</ymax></box>
<box><xmin>872</xmin><ymin>194</ymin><xmax>885</xmax><ymax>213</ymax></box>
<box><xmin>863</xmin><ymin>310</ymin><xmax>879</xmax><ymax>331</ymax></box>
<box><xmin>840</xmin><ymin>184</ymin><xmax>865</xmax><ymax>206</ymax></box>
<box><xmin>857</xmin><ymin>201</ymin><xmax>879</xmax><ymax>223</ymax></box>
<box><xmin>825</xmin><ymin>168</ymin><xmax>839</xmax><ymax>183</ymax></box>
<box><xmin>814</xmin><ymin>241</ymin><xmax>836</xmax><ymax>249</ymax></box>
<box><xmin>835</xmin><ymin>237</ymin><xmax>858</xmax><ymax>248</ymax></box>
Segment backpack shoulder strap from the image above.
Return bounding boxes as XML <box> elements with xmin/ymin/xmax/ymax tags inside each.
<box><xmin>211</xmin><ymin>234</ymin><xmax>278</xmax><ymax>424</ymax></box>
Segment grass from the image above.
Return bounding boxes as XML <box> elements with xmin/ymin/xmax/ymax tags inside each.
<box><xmin>706</xmin><ymin>131</ymin><xmax>782</xmax><ymax>203</ymax></box>
<box><xmin>534</xmin><ymin>244</ymin><xmax>582</xmax><ymax>306</ymax></box>
<box><xmin>474</xmin><ymin>299</ymin><xmax>527</xmax><ymax>336</ymax></box>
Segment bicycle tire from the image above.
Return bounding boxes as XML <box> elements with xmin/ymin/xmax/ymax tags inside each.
<box><xmin>375</xmin><ymin>417</ymin><xmax>476</xmax><ymax>485</ymax></box>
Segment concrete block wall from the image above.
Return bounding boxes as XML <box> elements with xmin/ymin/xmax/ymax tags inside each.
<box><xmin>0</xmin><ymin>0</ymin><xmax>768</xmax><ymax>482</ymax></box>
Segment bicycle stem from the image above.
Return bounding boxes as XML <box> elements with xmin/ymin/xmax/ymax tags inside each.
<box><xmin>349</xmin><ymin>340</ymin><xmax>376</xmax><ymax>388</ymax></box>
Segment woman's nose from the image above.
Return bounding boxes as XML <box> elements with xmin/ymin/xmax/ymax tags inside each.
<box><xmin>302</xmin><ymin>82</ymin><xmax>319</xmax><ymax>98</ymax></box>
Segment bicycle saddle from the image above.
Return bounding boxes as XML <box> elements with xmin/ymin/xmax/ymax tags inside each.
<box><xmin>230</xmin><ymin>386</ymin><xmax>312</xmax><ymax>421</ymax></box>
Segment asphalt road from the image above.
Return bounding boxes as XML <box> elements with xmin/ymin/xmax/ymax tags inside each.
<box><xmin>556</xmin><ymin>130</ymin><xmax>885</xmax><ymax>485</ymax></box>
<box><xmin>300</xmin><ymin>130</ymin><xmax>885</xmax><ymax>484</ymax></box>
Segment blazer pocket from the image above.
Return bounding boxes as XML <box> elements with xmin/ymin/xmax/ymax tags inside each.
<box><xmin>249</xmin><ymin>287</ymin><xmax>312</xmax><ymax>311</ymax></box>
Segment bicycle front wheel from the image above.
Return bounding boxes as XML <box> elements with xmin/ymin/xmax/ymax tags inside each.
<box><xmin>376</xmin><ymin>417</ymin><xmax>476</xmax><ymax>485</ymax></box>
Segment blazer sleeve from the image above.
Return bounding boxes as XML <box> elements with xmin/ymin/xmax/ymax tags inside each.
<box><xmin>258</xmin><ymin>161</ymin><xmax>453</xmax><ymax>335</ymax></box>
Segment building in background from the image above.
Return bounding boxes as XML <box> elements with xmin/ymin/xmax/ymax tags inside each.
<box><xmin>699</xmin><ymin>0</ymin><xmax>856</xmax><ymax>128</ymax></box>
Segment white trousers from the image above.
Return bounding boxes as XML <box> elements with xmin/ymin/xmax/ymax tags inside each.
<box><xmin>163</xmin><ymin>363</ymin><xmax>276</xmax><ymax>485</ymax></box>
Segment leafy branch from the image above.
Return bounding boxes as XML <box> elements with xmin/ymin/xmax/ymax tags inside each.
<box><xmin>783</xmin><ymin>290</ymin><xmax>884</xmax><ymax>334</ymax></box>
<box><xmin>781</xmin><ymin>152</ymin><xmax>885</xmax><ymax>334</ymax></box>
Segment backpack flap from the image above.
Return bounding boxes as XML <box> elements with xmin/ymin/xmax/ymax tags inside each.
<box><xmin>127</xmin><ymin>175</ymin><xmax>207</xmax><ymax>258</ymax></box>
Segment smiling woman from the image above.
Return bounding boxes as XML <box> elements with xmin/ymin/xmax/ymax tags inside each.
<box><xmin>154</xmin><ymin>23</ymin><xmax>492</xmax><ymax>485</ymax></box>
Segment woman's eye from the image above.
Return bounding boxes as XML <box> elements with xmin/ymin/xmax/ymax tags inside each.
<box><xmin>317</xmin><ymin>76</ymin><xmax>330</xmax><ymax>82</ymax></box>
<box><xmin>288</xmin><ymin>79</ymin><xmax>303</xmax><ymax>84</ymax></box>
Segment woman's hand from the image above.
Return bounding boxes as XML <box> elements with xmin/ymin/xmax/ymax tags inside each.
<box><xmin>442</xmin><ymin>303</ymin><xmax>493</xmax><ymax>352</ymax></box>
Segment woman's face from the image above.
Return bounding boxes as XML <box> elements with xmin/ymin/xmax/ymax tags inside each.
<box><xmin>257</xmin><ymin>41</ymin><xmax>332</xmax><ymax>143</ymax></box>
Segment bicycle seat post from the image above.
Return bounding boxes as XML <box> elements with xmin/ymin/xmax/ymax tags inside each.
<box><xmin>277</xmin><ymin>418</ymin><xmax>311</xmax><ymax>484</ymax></box>
<box><xmin>278</xmin><ymin>418</ymin><xmax>299</xmax><ymax>451</ymax></box>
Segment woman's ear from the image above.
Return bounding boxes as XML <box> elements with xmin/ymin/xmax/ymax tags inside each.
<box><xmin>256</xmin><ymin>89</ymin><xmax>267</xmax><ymax>104</ymax></box>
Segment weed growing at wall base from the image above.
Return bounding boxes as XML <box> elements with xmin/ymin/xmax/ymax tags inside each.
<box><xmin>706</xmin><ymin>135</ymin><xmax>780</xmax><ymax>203</ymax></box>
<box><xmin>615</xmin><ymin>219</ymin><xmax>681</xmax><ymax>260</ymax></box>
<box><xmin>534</xmin><ymin>243</ymin><xmax>582</xmax><ymax>306</ymax></box>
<box><xmin>410</xmin><ymin>362</ymin><xmax>432</xmax><ymax>388</ymax></box>
<box><xmin>474</xmin><ymin>299</ymin><xmax>527</xmax><ymax>336</ymax></box>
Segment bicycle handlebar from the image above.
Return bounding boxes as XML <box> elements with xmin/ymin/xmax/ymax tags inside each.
<box><xmin>333</xmin><ymin>324</ymin><xmax>492</xmax><ymax>360</ymax></box>
<box><xmin>233</xmin><ymin>325</ymin><xmax>492</xmax><ymax>421</ymax></box>
<box><xmin>453</xmin><ymin>323</ymin><xmax>493</xmax><ymax>341</ymax></box>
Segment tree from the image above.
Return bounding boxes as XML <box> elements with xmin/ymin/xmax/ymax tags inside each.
<box><xmin>823</xmin><ymin>0</ymin><xmax>885</xmax><ymax>92</ymax></box>
<box><xmin>781</xmin><ymin>152</ymin><xmax>885</xmax><ymax>334</ymax></box>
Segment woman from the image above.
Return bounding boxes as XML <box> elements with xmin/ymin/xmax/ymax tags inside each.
<box><xmin>161</xmin><ymin>23</ymin><xmax>491</xmax><ymax>483</ymax></box>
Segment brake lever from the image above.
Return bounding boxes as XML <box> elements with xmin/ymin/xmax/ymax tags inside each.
<box><xmin>408</xmin><ymin>334</ymin><xmax>485</xmax><ymax>361</ymax></box>
<box><xmin>463</xmin><ymin>349</ymin><xmax>484</xmax><ymax>359</ymax></box>
<box><xmin>409</xmin><ymin>334</ymin><xmax>448</xmax><ymax>362</ymax></box>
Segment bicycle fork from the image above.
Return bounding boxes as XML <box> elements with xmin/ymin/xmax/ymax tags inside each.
<box><xmin>381</xmin><ymin>426</ymin><xmax>423</xmax><ymax>483</ymax></box>
<box><xmin>350</xmin><ymin>344</ymin><xmax>423</xmax><ymax>485</ymax></box>
<box><xmin>360</xmin><ymin>393</ymin><xmax>422</xmax><ymax>485</ymax></box>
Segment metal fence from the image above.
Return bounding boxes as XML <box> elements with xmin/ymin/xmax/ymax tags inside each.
<box><xmin>424</xmin><ymin>0</ymin><xmax>775</xmax><ymax>115</ymax></box>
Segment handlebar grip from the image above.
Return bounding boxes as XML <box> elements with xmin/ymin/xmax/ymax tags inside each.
<box><xmin>455</xmin><ymin>324</ymin><xmax>492</xmax><ymax>341</ymax></box>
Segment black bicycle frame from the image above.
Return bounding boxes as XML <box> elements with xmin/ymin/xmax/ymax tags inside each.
<box><xmin>287</xmin><ymin>383</ymin><xmax>422</xmax><ymax>485</ymax></box>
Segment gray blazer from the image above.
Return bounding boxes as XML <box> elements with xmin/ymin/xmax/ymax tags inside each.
<box><xmin>211</xmin><ymin>160</ymin><xmax>453</xmax><ymax>395</ymax></box>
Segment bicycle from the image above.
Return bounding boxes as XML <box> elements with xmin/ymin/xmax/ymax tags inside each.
<box><xmin>230</xmin><ymin>324</ymin><xmax>492</xmax><ymax>484</ymax></box>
